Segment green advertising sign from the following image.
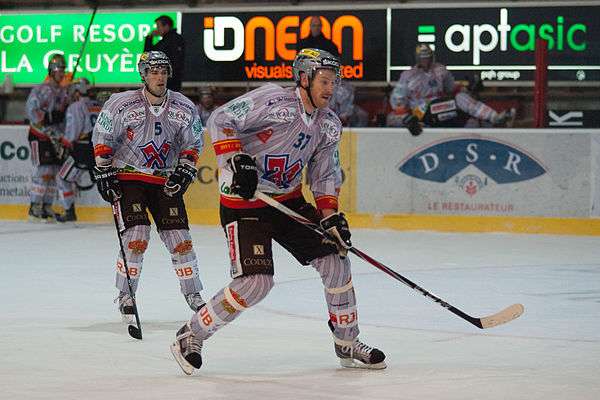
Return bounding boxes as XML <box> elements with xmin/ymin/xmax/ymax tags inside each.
<box><xmin>0</xmin><ymin>11</ymin><xmax>179</xmax><ymax>85</ymax></box>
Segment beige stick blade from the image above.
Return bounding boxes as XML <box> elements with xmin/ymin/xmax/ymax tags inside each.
<box><xmin>479</xmin><ymin>303</ymin><xmax>525</xmax><ymax>329</ymax></box>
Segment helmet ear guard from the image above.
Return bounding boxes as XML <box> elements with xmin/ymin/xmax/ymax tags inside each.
<box><xmin>137</xmin><ymin>51</ymin><xmax>173</xmax><ymax>79</ymax></box>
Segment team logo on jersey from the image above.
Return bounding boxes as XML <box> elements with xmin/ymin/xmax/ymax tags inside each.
<box><xmin>257</xmin><ymin>128</ymin><xmax>273</xmax><ymax>143</ymax></box>
<box><xmin>398</xmin><ymin>138</ymin><xmax>546</xmax><ymax>194</ymax></box>
<box><xmin>262</xmin><ymin>154</ymin><xmax>303</xmax><ymax>189</ymax></box>
<box><xmin>139</xmin><ymin>139</ymin><xmax>171</xmax><ymax>169</ymax></box>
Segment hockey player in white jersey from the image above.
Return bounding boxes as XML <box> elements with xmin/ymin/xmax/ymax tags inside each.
<box><xmin>171</xmin><ymin>48</ymin><xmax>386</xmax><ymax>374</ymax></box>
<box><xmin>91</xmin><ymin>51</ymin><xmax>206</xmax><ymax>326</ymax></box>
<box><xmin>25</xmin><ymin>53</ymin><xmax>70</xmax><ymax>222</ymax></box>
<box><xmin>56</xmin><ymin>78</ymin><xmax>102</xmax><ymax>222</ymax></box>
<box><xmin>389</xmin><ymin>44</ymin><xmax>514</xmax><ymax>134</ymax></box>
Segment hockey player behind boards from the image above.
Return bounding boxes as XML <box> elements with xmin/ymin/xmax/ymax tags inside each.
<box><xmin>170</xmin><ymin>48</ymin><xmax>386</xmax><ymax>374</ymax></box>
<box><xmin>91</xmin><ymin>51</ymin><xmax>206</xmax><ymax>326</ymax></box>
<box><xmin>388</xmin><ymin>44</ymin><xmax>515</xmax><ymax>134</ymax></box>
<box><xmin>25</xmin><ymin>53</ymin><xmax>70</xmax><ymax>222</ymax></box>
<box><xmin>55</xmin><ymin>78</ymin><xmax>102</xmax><ymax>222</ymax></box>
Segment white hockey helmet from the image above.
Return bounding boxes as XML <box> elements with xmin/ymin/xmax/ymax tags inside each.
<box><xmin>69</xmin><ymin>78</ymin><xmax>90</xmax><ymax>96</ymax></box>
<box><xmin>292</xmin><ymin>48</ymin><xmax>341</xmax><ymax>85</ymax></box>
<box><xmin>137</xmin><ymin>51</ymin><xmax>172</xmax><ymax>78</ymax></box>
<box><xmin>415</xmin><ymin>43</ymin><xmax>434</xmax><ymax>60</ymax></box>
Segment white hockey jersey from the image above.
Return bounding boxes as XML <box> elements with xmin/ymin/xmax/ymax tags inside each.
<box><xmin>65</xmin><ymin>97</ymin><xmax>102</xmax><ymax>143</ymax></box>
<box><xmin>207</xmin><ymin>83</ymin><xmax>342</xmax><ymax>210</ymax></box>
<box><xmin>25</xmin><ymin>82</ymin><xmax>68</xmax><ymax>138</ymax></box>
<box><xmin>92</xmin><ymin>88</ymin><xmax>204</xmax><ymax>185</ymax></box>
<box><xmin>389</xmin><ymin>63</ymin><xmax>455</xmax><ymax>115</ymax></box>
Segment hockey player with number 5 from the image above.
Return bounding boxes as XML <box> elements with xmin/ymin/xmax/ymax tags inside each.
<box><xmin>91</xmin><ymin>51</ymin><xmax>206</xmax><ymax>328</ymax></box>
<box><xmin>170</xmin><ymin>48</ymin><xmax>386</xmax><ymax>373</ymax></box>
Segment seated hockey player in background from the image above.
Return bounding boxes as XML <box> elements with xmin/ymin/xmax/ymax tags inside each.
<box><xmin>55</xmin><ymin>78</ymin><xmax>102</xmax><ymax>222</ymax></box>
<box><xmin>170</xmin><ymin>48</ymin><xmax>386</xmax><ymax>374</ymax></box>
<box><xmin>91</xmin><ymin>51</ymin><xmax>206</xmax><ymax>329</ymax></box>
<box><xmin>388</xmin><ymin>44</ymin><xmax>515</xmax><ymax>135</ymax></box>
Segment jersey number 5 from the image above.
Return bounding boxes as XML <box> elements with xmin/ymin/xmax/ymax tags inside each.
<box><xmin>154</xmin><ymin>121</ymin><xmax>162</xmax><ymax>136</ymax></box>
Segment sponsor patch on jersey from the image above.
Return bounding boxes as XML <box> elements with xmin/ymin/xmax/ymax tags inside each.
<box><xmin>168</xmin><ymin>109</ymin><xmax>192</xmax><ymax>125</ymax></box>
<box><xmin>96</xmin><ymin>110</ymin><xmax>113</xmax><ymax>133</ymax></box>
<box><xmin>225</xmin><ymin>98</ymin><xmax>253</xmax><ymax>121</ymax></box>
<box><xmin>256</xmin><ymin>128</ymin><xmax>273</xmax><ymax>143</ymax></box>
<box><xmin>320</xmin><ymin>120</ymin><xmax>340</xmax><ymax>143</ymax></box>
<box><xmin>430</xmin><ymin>99</ymin><xmax>457</xmax><ymax>114</ymax></box>
<box><xmin>132</xmin><ymin>203</ymin><xmax>142</xmax><ymax>212</ymax></box>
<box><xmin>265</xmin><ymin>106</ymin><xmax>296</xmax><ymax>123</ymax></box>
<box><xmin>222</xmin><ymin>127</ymin><xmax>236</xmax><ymax>137</ymax></box>
<box><xmin>253</xmin><ymin>244</ymin><xmax>264</xmax><ymax>255</ymax></box>
<box><xmin>265</xmin><ymin>95</ymin><xmax>296</xmax><ymax>106</ymax></box>
<box><xmin>123</xmin><ymin>108</ymin><xmax>145</xmax><ymax>125</ymax></box>
<box><xmin>191</xmin><ymin>117</ymin><xmax>204</xmax><ymax>139</ymax></box>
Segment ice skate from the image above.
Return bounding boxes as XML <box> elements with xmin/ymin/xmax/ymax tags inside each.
<box><xmin>116</xmin><ymin>291</ymin><xmax>136</xmax><ymax>325</ymax></box>
<box><xmin>170</xmin><ymin>322</ymin><xmax>203</xmax><ymax>375</ymax></box>
<box><xmin>56</xmin><ymin>205</ymin><xmax>77</xmax><ymax>223</ymax></box>
<box><xmin>28</xmin><ymin>203</ymin><xmax>47</xmax><ymax>222</ymax></box>
<box><xmin>184</xmin><ymin>292</ymin><xmax>205</xmax><ymax>311</ymax></box>
<box><xmin>334</xmin><ymin>337</ymin><xmax>386</xmax><ymax>370</ymax></box>
<box><xmin>42</xmin><ymin>203</ymin><xmax>56</xmax><ymax>223</ymax></box>
<box><xmin>493</xmin><ymin>108</ymin><xmax>516</xmax><ymax>127</ymax></box>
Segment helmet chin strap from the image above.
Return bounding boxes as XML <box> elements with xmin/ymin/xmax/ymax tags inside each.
<box><xmin>300</xmin><ymin>79</ymin><xmax>317</xmax><ymax>111</ymax></box>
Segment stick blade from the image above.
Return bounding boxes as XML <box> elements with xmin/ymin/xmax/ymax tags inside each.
<box><xmin>479</xmin><ymin>303</ymin><xmax>524</xmax><ymax>329</ymax></box>
<box><xmin>128</xmin><ymin>325</ymin><xmax>143</xmax><ymax>340</ymax></box>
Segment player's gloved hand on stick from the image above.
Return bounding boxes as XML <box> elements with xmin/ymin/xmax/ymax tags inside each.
<box><xmin>402</xmin><ymin>114</ymin><xmax>422</xmax><ymax>136</ymax></box>
<box><xmin>320</xmin><ymin>212</ymin><xmax>352</xmax><ymax>256</ymax></box>
<box><xmin>164</xmin><ymin>163</ymin><xmax>197</xmax><ymax>197</ymax></box>
<box><xmin>93</xmin><ymin>165</ymin><xmax>122</xmax><ymax>203</ymax></box>
<box><xmin>228</xmin><ymin>153</ymin><xmax>258</xmax><ymax>200</ymax></box>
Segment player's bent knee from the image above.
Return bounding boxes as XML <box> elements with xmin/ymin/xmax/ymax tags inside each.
<box><xmin>228</xmin><ymin>274</ymin><xmax>274</xmax><ymax>307</ymax></box>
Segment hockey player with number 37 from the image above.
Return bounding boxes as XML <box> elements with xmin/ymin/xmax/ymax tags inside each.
<box><xmin>91</xmin><ymin>51</ymin><xmax>206</xmax><ymax>326</ymax></box>
<box><xmin>170</xmin><ymin>48</ymin><xmax>386</xmax><ymax>374</ymax></box>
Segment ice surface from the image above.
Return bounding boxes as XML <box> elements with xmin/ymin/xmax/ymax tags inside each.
<box><xmin>1</xmin><ymin>221</ymin><xmax>599</xmax><ymax>400</ymax></box>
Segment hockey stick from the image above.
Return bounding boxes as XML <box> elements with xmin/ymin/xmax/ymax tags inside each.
<box><xmin>254</xmin><ymin>191</ymin><xmax>524</xmax><ymax>329</ymax></box>
<box><xmin>71</xmin><ymin>4</ymin><xmax>98</xmax><ymax>81</ymax></box>
<box><xmin>110</xmin><ymin>202</ymin><xmax>143</xmax><ymax>340</ymax></box>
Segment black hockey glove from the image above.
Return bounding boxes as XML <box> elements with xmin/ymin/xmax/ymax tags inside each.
<box><xmin>43</xmin><ymin>110</ymin><xmax>65</xmax><ymax>125</ymax></box>
<box><xmin>93</xmin><ymin>165</ymin><xmax>122</xmax><ymax>203</ymax></box>
<box><xmin>320</xmin><ymin>212</ymin><xmax>352</xmax><ymax>256</ymax></box>
<box><xmin>49</xmin><ymin>136</ymin><xmax>70</xmax><ymax>164</ymax></box>
<box><xmin>228</xmin><ymin>153</ymin><xmax>258</xmax><ymax>200</ymax></box>
<box><xmin>164</xmin><ymin>163</ymin><xmax>197</xmax><ymax>197</ymax></box>
<box><xmin>402</xmin><ymin>114</ymin><xmax>422</xmax><ymax>136</ymax></box>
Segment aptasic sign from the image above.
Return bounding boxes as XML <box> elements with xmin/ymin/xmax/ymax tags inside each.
<box><xmin>0</xmin><ymin>11</ymin><xmax>179</xmax><ymax>85</ymax></box>
<box><xmin>182</xmin><ymin>10</ymin><xmax>386</xmax><ymax>82</ymax></box>
<box><xmin>390</xmin><ymin>6</ymin><xmax>600</xmax><ymax>82</ymax></box>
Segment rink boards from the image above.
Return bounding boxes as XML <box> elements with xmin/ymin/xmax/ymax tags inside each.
<box><xmin>2</xmin><ymin>124</ymin><xmax>600</xmax><ymax>235</ymax></box>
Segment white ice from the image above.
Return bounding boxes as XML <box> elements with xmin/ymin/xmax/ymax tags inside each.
<box><xmin>1</xmin><ymin>221</ymin><xmax>599</xmax><ymax>400</ymax></box>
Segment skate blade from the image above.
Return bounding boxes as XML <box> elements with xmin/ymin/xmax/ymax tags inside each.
<box><xmin>339</xmin><ymin>358</ymin><xmax>387</xmax><ymax>370</ymax></box>
<box><xmin>170</xmin><ymin>342</ymin><xmax>195</xmax><ymax>375</ymax></box>
<box><xmin>28</xmin><ymin>216</ymin><xmax>51</xmax><ymax>223</ymax></box>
